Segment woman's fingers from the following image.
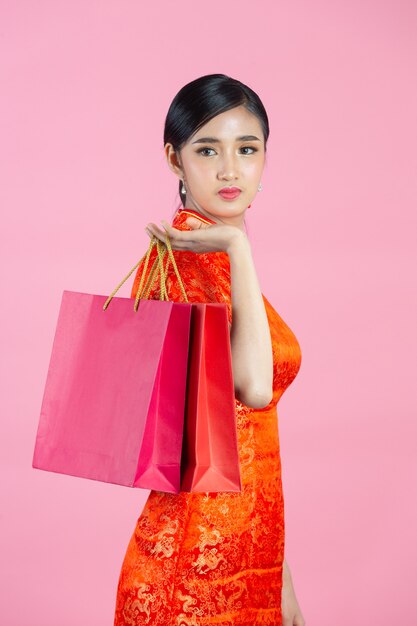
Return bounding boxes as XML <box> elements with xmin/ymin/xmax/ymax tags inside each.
<box><xmin>145</xmin><ymin>217</ymin><xmax>237</xmax><ymax>254</ymax></box>
<box><xmin>145</xmin><ymin>222</ymin><xmax>195</xmax><ymax>250</ymax></box>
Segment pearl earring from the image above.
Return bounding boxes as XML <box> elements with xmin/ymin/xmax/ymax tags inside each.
<box><xmin>258</xmin><ymin>182</ymin><xmax>263</xmax><ymax>191</ymax></box>
<box><xmin>181</xmin><ymin>180</ymin><xmax>186</xmax><ymax>195</ymax></box>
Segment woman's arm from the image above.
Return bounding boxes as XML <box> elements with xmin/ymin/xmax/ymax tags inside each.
<box><xmin>146</xmin><ymin>220</ymin><xmax>273</xmax><ymax>409</ymax></box>
<box><xmin>226</xmin><ymin>232</ymin><xmax>273</xmax><ymax>409</ymax></box>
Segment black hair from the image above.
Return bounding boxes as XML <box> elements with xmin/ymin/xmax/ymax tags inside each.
<box><xmin>163</xmin><ymin>73</ymin><xmax>269</xmax><ymax>209</ymax></box>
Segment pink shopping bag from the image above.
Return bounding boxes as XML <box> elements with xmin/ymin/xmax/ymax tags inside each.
<box><xmin>32</xmin><ymin>240</ymin><xmax>192</xmax><ymax>493</ymax></box>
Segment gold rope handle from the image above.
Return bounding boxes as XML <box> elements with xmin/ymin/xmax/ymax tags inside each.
<box><xmin>136</xmin><ymin>235</ymin><xmax>188</xmax><ymax>306</ymax></box>
<box><xmin>162</xmin><ymin>232</ymin><xmax>188</xmax><ymax>302</ymax></box>
<box><xmin>102</xmin><ymin>236</ymin><xmax>157</xmax><ymax>310</ymax></box>
<box><xmin>136</xmin><ymin>234</ymin><xmax>188</xmax><ymax>307</ymax></box>
<box><xmin>103</xmin><ymin>232</ymin><xmax>188</xmax><ymax>311</ymax></box>
<box><xmin>137</xmin><ymin>241</ymin><xmax>167</xmax><ymax>302</ymax></box>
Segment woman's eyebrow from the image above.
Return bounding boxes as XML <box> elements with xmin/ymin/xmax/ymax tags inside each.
<box><xmin>192</xmin><ymin>135</ymin><xmax>261</xmax><ymax>144</ymax></box>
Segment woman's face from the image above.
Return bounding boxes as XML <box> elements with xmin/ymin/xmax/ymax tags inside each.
<box><xmin>165</xmin><ymin>105</ymin><xmax>266</xmax><ymax>228</ymax></box>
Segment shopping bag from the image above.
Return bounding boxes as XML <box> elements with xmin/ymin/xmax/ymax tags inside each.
<box><xmin>180</xmin><ymin>302</ymin><xmax>242</xmax><ymax>493</ymax></box>
<box><xmin>32</xmin><ymin>232</ymin><xmax>242</xmax><ymax>493</ymax></box>
<box><xmin>140</xmin><ymin>236</ymin><xmax>241</xmax><ymax>492</ymax></box>
<box><xmin>138</xmin><ymin>238</ymin><xmax>242</xmax><ymax>493</ymax></box>
<box><xmin>32</xmin><ymin>237</ymin><xmax>192</xmax><ymax>493</ymax></box>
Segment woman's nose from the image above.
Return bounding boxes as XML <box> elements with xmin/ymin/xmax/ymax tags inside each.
<box><xmin>218</xmin><ymin>156</ymin><xmax>239</xmax><ymax>179</ymax></box>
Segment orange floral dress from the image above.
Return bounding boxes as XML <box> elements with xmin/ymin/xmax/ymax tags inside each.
<box><xmin>113</xmin><ymin>207</ymin><xmax>302</xmax><ymax>626</ymax></box>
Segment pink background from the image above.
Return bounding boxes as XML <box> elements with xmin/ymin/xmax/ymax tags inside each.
<box><xmin>1</xmin><ymin>1</ymin><xmax>416</xmax><ymax>624</ymax></box>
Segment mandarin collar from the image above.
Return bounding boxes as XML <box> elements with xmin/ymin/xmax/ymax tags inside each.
<box><xmin>172</xmin><ymin>207</ymin><xmax>217</xmax><ymax>226</ymax></box>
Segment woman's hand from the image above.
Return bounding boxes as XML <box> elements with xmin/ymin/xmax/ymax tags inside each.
<box><xmin>282</xmin><ymin>560</ymin><xmax>306</xmax><ymax>626</ymax></box>
<box><xmin>145</xmin><ymin>216</ymin><xmax>243</xmax><ymax>254</ymax></box>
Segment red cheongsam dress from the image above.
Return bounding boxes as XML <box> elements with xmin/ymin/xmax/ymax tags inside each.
<box><xmin>113</xmin><ymin>206</ymin><xmax>302</xmax><ymax>625</ymax></box>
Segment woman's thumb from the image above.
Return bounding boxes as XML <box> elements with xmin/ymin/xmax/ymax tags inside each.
<box><xmin>185</xmin><ymin>216</ymin><xmax>208</xmax><ymax>229</ymax></box>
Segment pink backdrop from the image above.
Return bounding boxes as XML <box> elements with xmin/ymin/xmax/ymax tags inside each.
<box><xmin>1</xmin><ymin>1</ymin><xmax>416</xmax><ymax>624</ymax></box>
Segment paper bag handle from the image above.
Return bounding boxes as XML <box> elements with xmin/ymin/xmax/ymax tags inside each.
<box><xmin>103</xmin><ymin>233</ymin><xmax>189</xmax><ymax>311</ymax></box>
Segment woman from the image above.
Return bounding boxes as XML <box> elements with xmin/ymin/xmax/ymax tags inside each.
<box><xmin>114</xmin><ymin>74</ymin><xmax>305</xmax><ymax>626</ymax></box>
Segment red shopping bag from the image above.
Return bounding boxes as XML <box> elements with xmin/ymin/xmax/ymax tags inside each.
<box><xmin>180</xmin><ymin>302</ymin><xmax>241</xmax><ymax>493</ymax></box>
<box><xmin>32</xmin><ymin>238</ymin><xmax>192</xmax><ymax>493</ymax></box>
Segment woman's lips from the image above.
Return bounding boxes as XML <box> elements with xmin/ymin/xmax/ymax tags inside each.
<box><xmin>218</xmin><ymin>188</ymin><xmax>241</xmax><ymax>200</ymax></box>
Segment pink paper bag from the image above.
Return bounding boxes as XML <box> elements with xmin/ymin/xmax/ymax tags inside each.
<box><xmin>32</xmin><ymin>290</ymin><xmax>192</xmax><ymax>493</ymax></box>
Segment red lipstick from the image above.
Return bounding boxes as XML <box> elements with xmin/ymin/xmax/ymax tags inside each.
<box><xmin>218</xmin><ymin>186</ymin><xmax>241</xmax><ymax>200</ymax></box>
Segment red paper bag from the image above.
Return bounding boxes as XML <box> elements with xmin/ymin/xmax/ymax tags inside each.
<box><xmin>180</xmin><ymin>302</ymin><xmax>242</xmax><ymax>493</ymax></box>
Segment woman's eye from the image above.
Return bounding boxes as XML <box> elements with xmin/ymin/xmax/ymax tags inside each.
<box><xmin>197</xmin><ymin>147</ymin><xmax>216</xmax><ymax>156</ymax></box>
<box><xmin>197</xmin><ymin>146</ymin><xmax>258</xmax><ymax>156</ymax></box>
<box><xmin>240</xmin><ymin>146</ymin><xmax>258</xmax><ymax>155</ymax></box>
